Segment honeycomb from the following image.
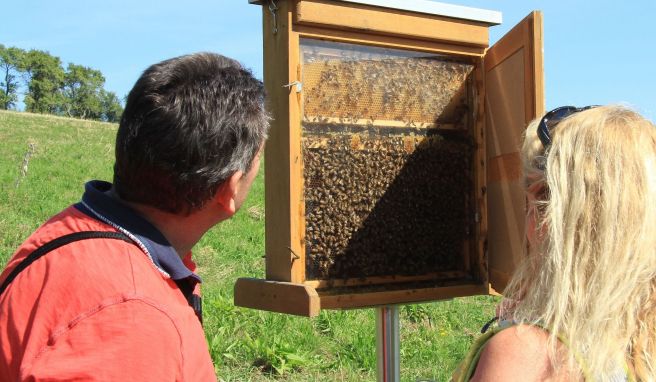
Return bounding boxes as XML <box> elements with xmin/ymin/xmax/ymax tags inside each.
<box><xmin>303</xmin><ymin>133</ymin><xmax>473</xmax><ymax>280</ymax></box>
<box><xmin>302</xmin><ymin>39</ymin><xmax>474</xmax><ymax>126</ymax></box>
<box><xmin>300</xmin><ymin>39</ymin><xmax>476</xmax><ymax>280</ymax></box>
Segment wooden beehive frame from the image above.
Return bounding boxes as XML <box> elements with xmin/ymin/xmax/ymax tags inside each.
<box><xmin>235</xmin><ymin>0</ymin><xmax>544</xmax><ymax>316</ymax></box>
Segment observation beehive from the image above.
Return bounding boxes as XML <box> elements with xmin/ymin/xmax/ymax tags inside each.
<box><xmin>236</xmin><ymin>0</ymin><xmax>544</xmax><ymax>316</ymax></box>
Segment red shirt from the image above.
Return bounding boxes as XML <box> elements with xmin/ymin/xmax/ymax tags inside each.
<box><xmin>0</xmin><ymin>184</ymin><xmax>216</xmax><ymax>381</ymax></box>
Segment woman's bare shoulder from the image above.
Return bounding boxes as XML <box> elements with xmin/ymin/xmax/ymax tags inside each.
<box><xmin>469</xmin><ymin>325</ymin><xmax>578</xmax><ymax>382</ymax></box>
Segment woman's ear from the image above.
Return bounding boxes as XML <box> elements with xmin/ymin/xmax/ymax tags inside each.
<box><xmin>214</xmin><ymin>171</ymin><xmax>243</xmax><ymax>216</ymax></box>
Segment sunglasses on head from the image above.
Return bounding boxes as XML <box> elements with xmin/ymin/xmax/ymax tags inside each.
<box><xmin>537</xmin><ymin>105</ymin><xmax>598</xmax><ymax>150</ymax></box>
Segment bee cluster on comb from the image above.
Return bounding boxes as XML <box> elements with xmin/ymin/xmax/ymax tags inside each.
<box><xmin>301</xmin><ymin>39</ymin><xmax>477</xmax><ymax>281</ymax></box>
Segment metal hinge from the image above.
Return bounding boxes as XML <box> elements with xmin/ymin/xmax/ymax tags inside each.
<box><xmin>268</xmin><ymin>0</ymin><xmax>279</xmax><ymax>35</ymax></box>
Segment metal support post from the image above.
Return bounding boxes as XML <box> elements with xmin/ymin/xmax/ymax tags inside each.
<box><xmin>376</xmin><ymin>305</ymin><xmax>400</xmax><ymax>382</ymax></box>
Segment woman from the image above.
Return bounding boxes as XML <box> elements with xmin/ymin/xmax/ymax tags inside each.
<box><xmin>455</xmin><ymin>105</ymin><xmax>656</xmax><ymax>381</ymax></box>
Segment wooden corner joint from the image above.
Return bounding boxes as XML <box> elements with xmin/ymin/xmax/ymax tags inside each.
<box><xmin>234</xmin><ymin>277</ymin><xmax>321</xmax><ymax>317</ymax></box>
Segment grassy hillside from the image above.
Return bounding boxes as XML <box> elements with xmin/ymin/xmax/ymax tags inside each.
<box><xmin>0</xmin><ymin>110</ymin><xmax>498</xmax><ymax>381</ymax></box>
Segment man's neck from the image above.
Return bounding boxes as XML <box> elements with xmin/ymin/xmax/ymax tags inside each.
<box><xmin>107</xmin><ymin>190</ymin><xmax>224</xmax><ymax>258</ymax></box>
<box><xmin>128</xmin><ymin>205</ymin><xmax>203</xmax><ymax>257</ymax></box>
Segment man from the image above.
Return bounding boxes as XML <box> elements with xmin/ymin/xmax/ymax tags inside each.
<box><xmin>0</xmin><ymin>53</ymin><xmax>269</xmax><ymax>381</ymax></box>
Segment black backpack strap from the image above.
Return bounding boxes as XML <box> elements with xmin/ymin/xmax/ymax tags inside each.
<box><xmin>174</xmin><ymin>278</ymin><xmax>203</xmax><ymax>325</ymax></box>
<box><xmin>0</xmin><ymin>231</ymin><xmax>131</xmax><ymax>297</ymax></box>
<box><xmin>1</xmin><ymin>230</ymin><xmax>203</xmax><ymax>324</ymax></box>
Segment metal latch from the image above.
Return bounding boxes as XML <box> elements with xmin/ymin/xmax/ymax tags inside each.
<box><xmin>283</xmin><ymin>81</ymin><xmax>303</xmax><ymax>93</ymax></box>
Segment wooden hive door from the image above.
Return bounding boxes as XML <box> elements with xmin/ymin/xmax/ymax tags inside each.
<box><xmin>484</xmin><ymin>11</ymin><xmax>544</xmax><ymax>294</ymax></box>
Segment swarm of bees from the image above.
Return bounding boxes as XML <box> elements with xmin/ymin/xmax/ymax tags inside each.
<box><xmin>302</xmin><ymin>51</ymin><xmax>474</xmax><ymax>126</ymax></box>
<box><xmin>303</xmin><ymin>133</ymin><xmax>473</xmax><ymax>280</ymax></box>
<box><xmin>300</xmin><ymin>40</ymin><xmax>476</xmax><ymax>280</ymax></box>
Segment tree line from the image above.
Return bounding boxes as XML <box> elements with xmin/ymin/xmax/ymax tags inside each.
<box><xmin>0</xmin><ymin>44</ymin><xmax>123</xmax><ymax>122</ymax></box>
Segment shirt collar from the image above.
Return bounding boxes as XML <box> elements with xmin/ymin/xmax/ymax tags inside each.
<box><xmin>75</xmin><ymin>180</ymin><xmax>201</xmax><ymax>283</ymax></box>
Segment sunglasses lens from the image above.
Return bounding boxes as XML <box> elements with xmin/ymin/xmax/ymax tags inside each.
<box><xmin>538</xmin><ymin>106</ymin><xmax>577</xmax><ymax>151</ymax></box>
<box><xmin>539</xmin><ymin>106</ymin><xmax>598</xmax><ymax>151</ymax></box>
<box><xmin>548</xmin><ymin>107</ymin><xmax>578</xmax><ymax>125</ymax></box>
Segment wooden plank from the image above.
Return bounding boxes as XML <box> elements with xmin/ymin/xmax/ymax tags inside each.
<box><xmin>531</xmin><ymin>12</ymin><xmax>546</xmax><ymax>118</ymax></box>
<box><xmin>488</xmin><ymin>269</ymin><xmax>510</xmax><ymax>294</ymax></box>
<box><xmin>263</xmin><ymin>1</ymin><xmax>292</xmax><ymax>282</ymax></box>
<box><xmin>485</xmin><ymin>47</ymin><xmax>525</xmax><ymax>294</ymax></box>
<box><xmin>473</xmin><ymin>59</ymin><xmax>486</xmax><ymax>283</ymax></box>
<box><xmin>304</xmin><ymin>270</ymin><xmax>469</xmax><ymax>289</ymax></box>
<box><xmin>290</xmin><ymin>34</ymin><xmax>305</xmax><ymax>284</ymax></box>
<box><xmin>234</xmin><ymin>278</ymin><xmax>320</xmax><ymax>317</ymax></box>
<box><xmin>484</xmin><ymin>11</ymin><xmax>544</xmax><ymax>124</ymax></box>
<box><xmin>487</xmin><ymin>152</ymin><xmax>521</xmax><ymax>183</ymax></box>
<box><xmin>523</xmin><ymin>11</ymin><xmax>545</xmax><ymax>125</ymax></box>
<box><xmin>295</xmin><ymin>0</ymin><xmax>490</xmax><ymax>48</ymax></box>
<box><xmin>485</xmin><ymin>49</ymin><xmax>525</xmax><ymax>157</ymax></box>
<box><xmin>485</xmin><ymin>180</ymin><xmax>525</xmax><ymax>291</ymax></box>
<box><xmin>484</xmin><ymin>11</ymin><xmax>544</xmax><ymax>294</ymax></box>
<box><xmin>319</xmin><ymin>283</ymin><xmax>486</xmax><ymax>310</ymax></box>
<box><xmin>475</xmin><ymin>60</ymin><xmax>487</xmax><ymax>284</ymax></box>
<box><xmin>294</xmin><ymin>24</ymin><xmax>486</xmax><ymax>57</ymax></box>
<box><xmin>263</xmin><ymin>1</ymin><xmax>305</xmax><ymax>282</ymax></box>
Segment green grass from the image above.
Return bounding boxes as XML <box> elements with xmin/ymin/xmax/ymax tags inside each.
<box><xmin>0</xmin><ymin>110</ymin><xmax>498</xmax><ymax>381</ymax></box>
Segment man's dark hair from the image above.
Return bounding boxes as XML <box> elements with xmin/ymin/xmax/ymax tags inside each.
<box><xmin>114</xmin><ymin>52</ymin><xmax>269</xmax><ymax>215</ymax></box>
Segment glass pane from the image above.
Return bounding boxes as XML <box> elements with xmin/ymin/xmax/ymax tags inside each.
<box><xmin>300</xmin><ymin>38</ymin><xmax>476</xmax><ymax>281</ymax></box>
<box><xmin>302</xmin><ymin>39</ymin><xmax>474</xmax><ymax>126</ymax></box>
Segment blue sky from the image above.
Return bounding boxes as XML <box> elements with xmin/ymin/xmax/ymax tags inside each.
<box><xmin>3</xmin><ymin>0</ymin><xmax>655</xmax><ymax>121</ymax></box>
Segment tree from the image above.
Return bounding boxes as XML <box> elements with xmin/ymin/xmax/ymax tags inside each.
<box><xmin>0</xmin><ymin>45</ymin><xmax>25</xmax><ymax>110</ymax></box>
<box><xmin>22</xmin><ymin>49</ymin><xmax>65</xmax><ymax>114</ymax></box>
<box><xmin>100</xmin><ymin>89</ymin><xmax>123</xmax><ymax>123</ymax></box>
<box><xmin>5</xmin><ymin>47</ymin><xmax>122</xmax><ymax>122</ymax></box>
<box><xmin>62</xmin><ymin>63</ymin><xmax>104</xmax><ymax>119</ymax></box>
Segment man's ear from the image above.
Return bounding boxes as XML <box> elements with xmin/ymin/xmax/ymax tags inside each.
<box><xmin>214</xmin><ymin>171</ymin><xmax>243</xmax><ymax>216</ymax></box>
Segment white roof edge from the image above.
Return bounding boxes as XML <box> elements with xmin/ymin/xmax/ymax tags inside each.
<box><xmin>248</xmin><ymin>0</ymin><xmax>502</xmax><ymax>26</ymax></box>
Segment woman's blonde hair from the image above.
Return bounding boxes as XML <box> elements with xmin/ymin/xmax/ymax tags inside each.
<box><xmin>504</xmin><ymin>105</ymin><xmax>656</xmax><ymax>380</ymax></box>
